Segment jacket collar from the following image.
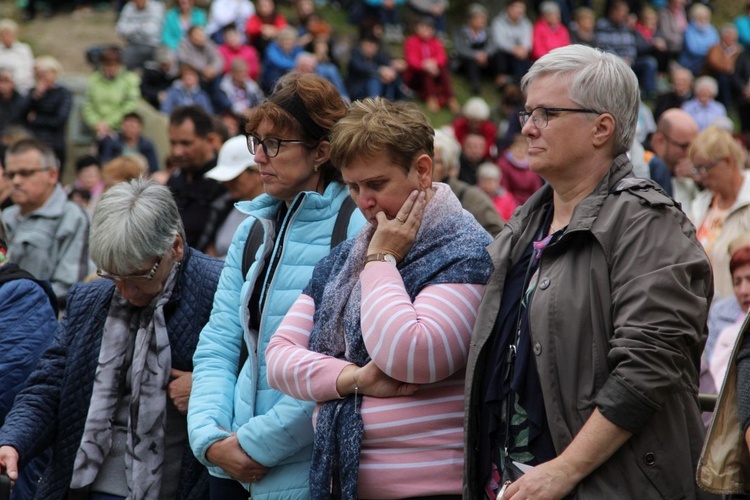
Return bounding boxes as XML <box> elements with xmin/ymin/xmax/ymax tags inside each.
<box><xmin>505</xmin><ymin>154</ymin><xmax>632</xmax><ymax>240</ymax></box>
<box><xmin>27</xmin><ymin>183</ymin><xmax>68</xmax><ymax>219</ymax></box>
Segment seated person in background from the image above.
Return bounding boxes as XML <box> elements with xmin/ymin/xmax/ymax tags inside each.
<box><xmin>176</xmin><ymin>25</ymin><xmax>226</xmax><ymax>112</ymax></box>
<box><xmin>99</xmin><ymin>111</ymin><xmax>160</xmax><ymax>175</ymax></box>
<box><xmin>102</xmin><ymin>153</ymin><xmax>148</xmax><ymax>192</ymax></box>
<box><xmin>115</xmin><ymin>0</ymin><xmax>165</xmax><ymax>71</ymax></box>
<box><xmin>346</xmin><ymin>30</ymin><xmax>407</xmax><ymax>102</ymax></box>
<box><xmin>497</xmin><ymin>132</ymin><xmax>542</xmax><ymax>205</ymax></box>
<box><xmin>2</xmin><ymin>139</ymin><xmax>93</xmax><ymax>306</ymax></box>
<box><xmin>141</xmin><ymin>46</ymin><xmax>177</xmax><ymax>111</ymax></box>
<box><xmin>218</xmin><ymin>25</ymin><xmax>261</xmax><ymax>82</ymax></box>
<box><xmin>261</xmin><ymin>26</ymin><xmax>303</xmax><ymax>94</ymax></box>
<box><xmin>654</xmin><ymin>64</ymin><xmax>693</xmax><ymax>121</ymax></box>
<box><xmin>453</xmin><ymin>4</ymin><xmax>499</xmax><ymax>96</ymax></box>
<box><xmin>294</xmin><ymin>51</ymin><xmax>349</xmax><ymax>101</ymax></box>
<box><xmin>0</xmin><ymin>68</ymin><xmax>24</xmax><ymax>138</ymax></box>
<box><xmin>66</xmin><ymin>155</ymin><xmax>104</xmax><ymax>213</ymax></box>
<box><xmin>489</xmin><ymin>1</ymin><xmax>532</xmax><ymax>86</ymax></box>
<box><xmin>634</xmin><ymin>5</ymin><xmax>669</xmax><ymax>75</ymax></box>
<box><xmin>658</xmin><ymin>0</ymin><xmax>688</xmax><ymax>62</ymax></box>
<box><xmin>681</xmin><ymin>75</ymin><xmax>727</xmax><ymax>131</ymax></box>
<box><xmin>219</xmin><ymin>58</ymin><xmax>264</xmax><ymax>117</ymax></box>
<box><xmin>206</xmin><ymin>0</ymin><xmax>255</xmax><ymax>45</ymax></box>
<box><xmin>434</xmin><ymin>128</ymin><xmax>503</xmax><ymax>236</ymax></box>
<box><xmin>161</xmin><ymin>0</ymin><xmax>207</xmax><ymax>51</ymax></box>
<box><xmin>476</xmin><ymin>161</ymin><xmax>517</xmax><ymax>222</ymax></box>
<box><xmin>0</xmin><ymin>19</ymin><xmax>34</xmax><ymax>95</ymax></box>
<box><xmin>0</xmin><ymin>179</ymin><xmax>222</xmax><ymax>500</ymax></box>
<box><xmin>403</xmin><ymin>17</ymin><xmax>458</xmax><ymax>114</ymax></box>
<box><xmin>678</xmin><ymin>3</ymin><xmax>719</xmax><ymax>76</ymax></box>
<box><xmin>703</xmin><ymin>24</ymin><xmax>741</xmax><ymax>110</ymax></box>
<box><xmin>569</xmin><ymin>7</ymin><xmax>596</xmax><ymax>46</ymax></box>
<box><xmin>201</xmin><ymin>135</ymin><xmax>264</xmax><ymax>258</ymax></box>
<box><xmin>407</xmin><ymin>0</ymin><xmax>448</xmax><ymax>37</ymax></box>
<box><xmin>359</xmin><ymin>0</ymin><xmax>406</xmax><ymax>43</ymax></box>
<box><xmin>595</xmin><ymin>0</ymin><xmax>658</xmax><ymax>100</ymax></box>
<box><xmin>530</xmin><ymin>2</ymin><xmax>570</xmax><ymax>61</ymax></box>
<box><xmin>245</xmin><ymin>0</ymin><xmax>287</xmax><ymax>60</ymax></box>
<box><xmin>81</xmin><ymin>46</ymin><xmax>141</xmax><ymax>142</ymax></box>
<box><xmin>162</xmin><ymin>63</ymin><xmax>214</xmax><ymax>116</ymax></box>
<box><xmin>22</xmin><ymin>56</ymin><xmax>72</xmax><ymax>171</ymax></box>
<box><xmin>459</xmin><ymin>132</ymin><xmax>488</xmax><ymax>186</ymax></box>
<box><xmin>0</xmin><ymin>217</ymin><xmax>58</xmax><ymax>500</ymax></box>
<box><xmin>453</xmin><ymin>96</ymin><xmax>498</xmax><ymax>160</ymax></box>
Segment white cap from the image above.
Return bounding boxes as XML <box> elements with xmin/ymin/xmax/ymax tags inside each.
<box><xmin>205</xmin><ymin>135</ymin><xmax>258</xmax><ymax>182</ymax></box>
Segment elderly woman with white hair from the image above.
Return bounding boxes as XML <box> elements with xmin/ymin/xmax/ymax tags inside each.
<box><xmin>0</xmin><ymin>19</ymin><xmax>34</xmax><ymax>94</ymax></box>
<box><xmin>682</xmin><ymin>75</ymin><xmax>727</xmax><ymax>131</ymax></box>
<box><xmin>465</xmin><ymin>44</ymin><xmax>712</xmax><ymax>499</ymax></box>
<box><xmin>21</xmin><ymin>56</ymin><xmax>72</xmax><ymax>169</ymax></box>
<box><xmin>0</xmin><ymin>179</ymin><xmax>223</xmax><ymax>500</ymax></box>
<box><xmin>452</xmin><ymin>96</ymin><xmax>498</xmax><ymax>160</ymax></box>
<box><xmin>433</xmin><ymin>128</ymin><xmax>503</xmax><ymax>236</ymax></box>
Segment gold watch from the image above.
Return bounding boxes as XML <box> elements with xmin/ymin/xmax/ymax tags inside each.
<box><xmin>365</xmin><ymin>252</ymin><xmax>397</xmax><ymax>265</ymax></box>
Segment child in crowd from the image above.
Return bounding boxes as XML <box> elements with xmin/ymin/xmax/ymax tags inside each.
<box><xmin>476</xmin><ymin>161</ymin><xmax>517</xmax><ymax>221</ymax></box>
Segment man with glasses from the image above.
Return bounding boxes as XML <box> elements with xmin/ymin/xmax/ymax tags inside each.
<box><xmin>1</xmin><ymin>138</ymin><xmax>93</xmax><ymax>307</ymax></box>
<box><xmin>648</xmin><ymin>108</ymin><xmax>700</xmax><ymax>209</ymax></box>
<box><xmin>464</xmin><ymin>45</ymin><xmax>713</xmax><ymax>499</ymax></box>
<box><xmin>166</xmin><ymin>105</ymin><xmax>227</xmax><ymax>253</ymax></box>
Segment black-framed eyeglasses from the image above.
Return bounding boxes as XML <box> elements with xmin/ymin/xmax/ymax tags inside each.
<box><xmin>2</xmin><ymin>168</ymin><xmax>51</xmax><ymax>180</ymax></box>
<box><xmin>692</xmin><ymin>158</ymin><xmax>722</xmax><ymax>176</ymax></box>
<box><xmin>246</xmin><ymin>134</ymin><xmax>306</xmax><ymax>158</ymax></box>
<box><xmin>97</xmin><ymin>255</ymin><xmax>163</xmax><ymax>283</ymax></box>
<box><xmin>662</xmin><ymin>133</ymin><xmax>691</xmax><ymax>151</ymax></box>
<box><xmin>518</xmin><ymin>106</ymin><xmax>603</xmax><ymax>129</ymax></box>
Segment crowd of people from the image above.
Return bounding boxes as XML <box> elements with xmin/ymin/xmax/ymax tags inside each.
<box><xmin>1</xmin><ymin>0</ymin><xmax>750</xmax><ymax>499</ymax></box>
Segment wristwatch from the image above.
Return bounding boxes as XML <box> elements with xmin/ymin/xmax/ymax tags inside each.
<box><xmin>365</xmin><ymin>252</ymin><xmax>397</xmax><ymax>266</ymax></box>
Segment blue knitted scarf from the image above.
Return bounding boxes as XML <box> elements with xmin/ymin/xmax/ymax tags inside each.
<box><xmin>305</xmin><ymin>183</ymin><xmax>493</xmax><ymax>499</ymax></box>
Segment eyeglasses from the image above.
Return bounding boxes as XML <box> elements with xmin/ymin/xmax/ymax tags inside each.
<box><xmin>97</xmin><ymin>255</ymin><xmax>163</xmax><ymax>283</ymax></box>
<box><xmin>691</xmin><ymin>159</ymin><xmax>722</xmax><ymax>176</ymax></box>
<box><xmin>518</xmin><ymin>106</ymin><xmax>603</xmax><ymax>129</ymax></box>
<box><xmin>662</xmin><ymin>133</ymin><xmax>691</xmax><ymax>151</ymax></box>
<box><xmin>246</xmin><ymin>134</ymin><xmax>306</xmax><ymax>158</ymax></box>
<box><xmin>2</xmin><ymin>168</ymin><xmax>50</xmax><ymax>180</ymax></box>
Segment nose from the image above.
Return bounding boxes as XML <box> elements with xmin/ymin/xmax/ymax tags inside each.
<box><xmin>115</xmin><ymin>280</ymin><xmax>138</xmax><ymax>301</ymax></box>
<box><xmin>521</xmin><ymin>118</ymin><xmax>539</xmax><ymax>137</ymax></box>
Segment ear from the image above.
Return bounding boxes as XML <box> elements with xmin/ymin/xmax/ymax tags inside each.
<box><xmin>48</xmin><ymin>167</ymin><xmax>59</xmax><ymax>185</ymax></box>
<box><xmin>313</xmin><ymin>140</ymin><xmax>331</xmax><ymax>166</ymax></box>
<box><xmin>591</xmin><ymin>113</ymin><xmax>617</xmax><ymax>149</ymax></box>
<box><xmin>414</xmin><ymin>154</ymin><xmax>433</xmax><ymax>189</ymax></box>
<box><xmin>173</xmin><ymin>232</ymin><xmax>185</xmax><ymax>263</ymax></box>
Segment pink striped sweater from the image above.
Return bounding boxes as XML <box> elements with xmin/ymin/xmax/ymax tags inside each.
<box><xmin>266</xmin><ymin>262</ymin><xmax>485</xmax><ymax>499</ymax></box>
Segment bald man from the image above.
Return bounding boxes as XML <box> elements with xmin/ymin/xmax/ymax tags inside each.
<box><xmin>648</xmin><ymin>108</ymin><xmax>700</xmax><ymax>209</ymax></box>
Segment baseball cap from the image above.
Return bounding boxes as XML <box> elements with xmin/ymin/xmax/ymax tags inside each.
<box><xmin>206</xmin><ymin>135</ymin><xmax>258</xmax><ymax>182</ymax></box>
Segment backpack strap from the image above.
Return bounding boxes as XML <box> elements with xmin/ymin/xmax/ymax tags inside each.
<box><xmin>241</xmin><ymin>219</ymin><xmax>266</xmax><ymax>278</ymax></box>
<box><xmin>330</xmin><ymin>196</ymin><xmax>357</xmax><ymax>249</ymax></box>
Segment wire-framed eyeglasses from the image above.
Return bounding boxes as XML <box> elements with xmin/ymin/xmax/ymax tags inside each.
<box><xmin>246</xmin><ymin>134</ymin><xmax>306</xmax><ymax>158</ymax></box>
<box><xmin>96</xmin><ymin>255</ymin><xmax>163</xmax><ymax>283</ymax></box>
<box><xmin>518</xmin><ymin>106</ymin><xmax>603</xmax><ymax>129</ymax></box>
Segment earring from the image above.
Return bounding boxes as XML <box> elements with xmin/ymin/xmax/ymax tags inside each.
<box><xmin>313</xmin><ymin>163</ymin><xmax>320</xmax><ymax>173</ymax></box>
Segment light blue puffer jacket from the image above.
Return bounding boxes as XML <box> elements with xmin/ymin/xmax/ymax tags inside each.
<box><xmin>188</xmin><ymin>182</ymin><xmax>365</xmax><ymax>499</ymax></box>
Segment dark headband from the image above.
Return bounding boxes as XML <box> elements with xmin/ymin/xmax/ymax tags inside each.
<box><xmin>272</xmin><ymin>92</ymin><xmax>327</xmax><ymax>141</ymax></box>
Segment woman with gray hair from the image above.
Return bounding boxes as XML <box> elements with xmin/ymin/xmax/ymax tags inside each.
<box><xmin>682</xmin><ymin>75</ymin><xmax>727</xmax><ymax>131</ymax></box>
<box><xmin>0</xmin><ymin>178</ymin><xmax>223</xmax><ymax>500</ymax></box>
<box><xmin>465</xmin><ymin>44</ymin><xmax>712</xmax><ymax>499</ymax></box>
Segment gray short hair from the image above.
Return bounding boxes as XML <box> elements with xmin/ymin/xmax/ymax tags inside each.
<box><xmin>694</xmin><ymin>75</ymin><xmax>718</xmax><ymax>97</ymax></box>
<box><xmin>521</xmin><ymin>44</ymin><xmax>639</xmax><ymax>155</ymax></box>
<box><xmin>90</xmin><ymin>178</ymin><xmax>185</xmax><ymax>274</ymax></box>
<box><xmin>434</xmin><ymin>128</ymin><xmax>461</xmax><ymax>171</ymax></box>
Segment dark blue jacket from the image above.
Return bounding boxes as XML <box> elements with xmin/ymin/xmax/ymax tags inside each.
<box><xmin>98</xmin><ymin>133</ymin><xmax>160</xmax><ymax>174</ymax></box>
<box><xmin>0</xmin><ymin>247</ymin><xmax>223</xmax><ymax>500</ymax></box>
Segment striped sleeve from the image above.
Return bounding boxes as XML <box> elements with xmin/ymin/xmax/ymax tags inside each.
<box><xmin>265</xmin><ymin>294</ymin><xmax>354</xmax><ymax>402</ymax></box>
<box><xmin>360</xmin><ymin>262</ymin><xmax>485</xmax><ymax>384</ymax></box>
